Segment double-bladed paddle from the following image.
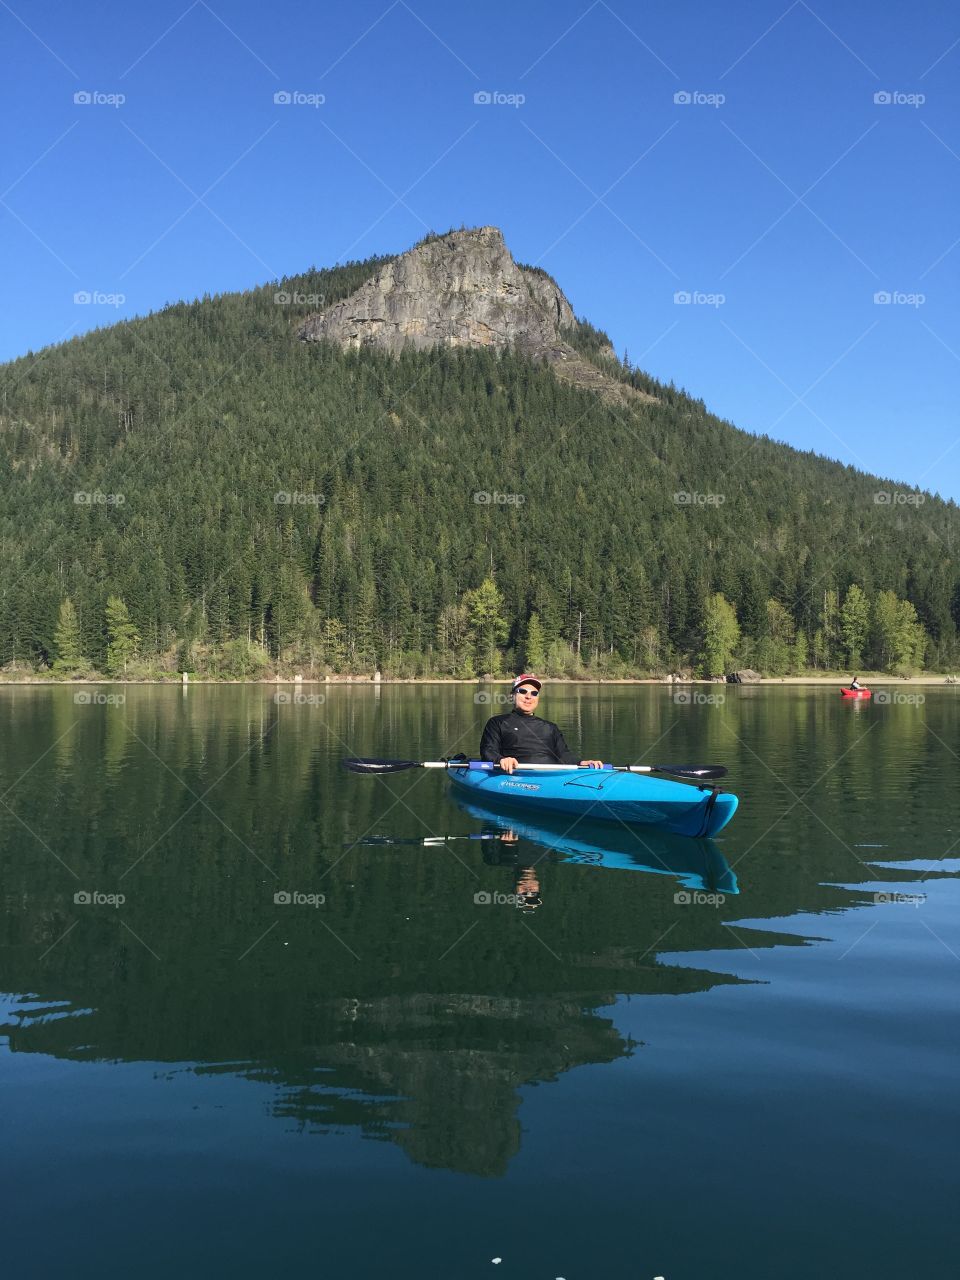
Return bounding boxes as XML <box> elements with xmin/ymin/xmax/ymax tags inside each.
<box><xmin>342</xmin><ymin>758</ymin><xmax>727</xmax><ymax>781</ymax></box>
<box><xmin>348</xmin><ymin>832</ymin><xmax>514</xmax><ymax>846</ymax></box>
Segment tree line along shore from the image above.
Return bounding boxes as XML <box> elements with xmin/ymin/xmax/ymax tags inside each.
<box><xmin>2</xmin><ymin>580</ymin><xmax>948</xmax><ymax>684</ymax></box>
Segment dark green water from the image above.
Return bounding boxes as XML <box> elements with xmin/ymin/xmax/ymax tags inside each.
<box><xmin>1</xmin><ymin>684</ymin><xmax>957</xmax><ymax>1279</ymax></box>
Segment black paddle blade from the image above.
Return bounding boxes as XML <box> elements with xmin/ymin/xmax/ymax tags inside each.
<box><xmin>656</xmin><ymin>764</ymin><xmax>728</xmax><ymax>780</ymax></box>
<box><xmin>341</xmin><ymin>758</ymin><xmax>421</xmax><ymax>774</ymax></box>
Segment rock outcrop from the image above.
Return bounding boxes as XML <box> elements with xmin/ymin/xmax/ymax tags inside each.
<box><xmin>297</xmin><ymin>226</ymin><xmax>655</xmax><ymax>405</ymax></box>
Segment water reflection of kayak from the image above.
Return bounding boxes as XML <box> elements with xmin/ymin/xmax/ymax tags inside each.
<box><xmin>454</xmin><ymin>796</ymin><xmax>739</xmax><ymax>895</ymax></box>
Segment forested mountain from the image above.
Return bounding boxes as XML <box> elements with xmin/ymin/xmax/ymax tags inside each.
<box><xmin>1</xmin><ymin>226</ymin><xmax>957</xmax><ymax>679</ymax></box>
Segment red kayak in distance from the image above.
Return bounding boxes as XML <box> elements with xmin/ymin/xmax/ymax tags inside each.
<box><xmin>840</xmin><ymin>688</ymin><xmax>872</xmax><ymax>699</ymax></box>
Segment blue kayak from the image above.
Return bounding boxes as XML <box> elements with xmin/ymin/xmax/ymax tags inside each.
<box><xmin>448</xmin><ymin>762</ymin><xmax>738</xmax><ymax>839</ymax></box>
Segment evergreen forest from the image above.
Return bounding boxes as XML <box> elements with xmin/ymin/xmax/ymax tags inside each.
<box><xmin>2</xmin><ymin>246</ymin><xmax>958</xmax><ymax>680</ymax></box>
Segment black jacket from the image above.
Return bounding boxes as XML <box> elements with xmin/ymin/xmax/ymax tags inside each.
<box><xmin>479</xmin><ymin>710</ymin><xmax>578</xmax><ymax>765</ymax></box>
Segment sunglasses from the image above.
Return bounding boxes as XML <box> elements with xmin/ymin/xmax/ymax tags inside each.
<box><xmin>515</xmin><ymin>687</ymin><xmax>539</xmax><ymax>697</ymax></box>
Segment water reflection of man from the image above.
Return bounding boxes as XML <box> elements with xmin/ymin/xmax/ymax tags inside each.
<box><xmin>514</xmin><ymin>864</ymin><xmax>542</xmax><ymax>912</ymax></box>
<box><xmin>481</xmin><ymin>828</ymin><xmax>543</xmax><ymax>910</ymax></box>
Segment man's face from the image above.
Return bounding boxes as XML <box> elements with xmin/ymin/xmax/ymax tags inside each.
<box><xmin>513</xmin><ymin>684</ymin><xmax>540</xmax><ymax>711</ymax></box>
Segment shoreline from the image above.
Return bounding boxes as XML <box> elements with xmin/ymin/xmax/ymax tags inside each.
<box><xmin>0</xmin><ymin>674</ymin><xmax>956</xmax><ymax>688</ymax></box>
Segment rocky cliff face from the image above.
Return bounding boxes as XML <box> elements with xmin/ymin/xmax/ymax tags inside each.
<box><xmin>297</xmin><ymin>226</ymin><xmax>655</xmax><ymax>405</ymax></box>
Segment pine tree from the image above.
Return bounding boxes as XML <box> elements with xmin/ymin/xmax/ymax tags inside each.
<box><xmin>699</xmin><ymin>593</ymin><xmax>740</xmax><ymax>677</ymax></box>
<box><xmin>105</xmin><ymin>595</ymin><xmax>140</xmax><ymax>675</ymax></box>
<box><xmin>819</xmin><ymin>588</ymin><xmax>840</xmax><ymax>668</ymax></box>
<box><xmin>321</xmin><ymin>617</ymin><xmax>346</xmax><ymax>670</ymax></box>
<box><xmin>465</xmin><ymin>578</ymin><xmax>508</xmax><ymax>675</ymax></box>
<box><xmin>872</xmin><ymin>591</ymin><xmax>927</xmax><ymax>671</ymax></box>
<box><xmin>792</xmin><ymin>630</ymin><xmax>808</xmax><ymax>673</ymax></box>
<box><xmin>840</xmin><ymin>585</ymin><xmax>871</xmax><ymax>669</ymax></box>
<box><xmin>436</xmin><ymin>603</ymin><xmax>470</xmax><ymax>675</ymax></box>
<box><xmin>760</xmin><ymin>599</ymin><xmax>795</xmax><ymax>675</ymax></box>
<box><xmin>524</xmin><ymin>612</ymin><xmax>546</xmax><ymax>672</ymax></box>
<box><xmin>52</xmin><ymin>598</ymin><xmax>85</xmax><ymax>673</ymax></box>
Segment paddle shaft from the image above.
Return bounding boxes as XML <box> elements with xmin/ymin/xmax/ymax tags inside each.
<box><xmin>422</xmin><ymin>761</ymin><xmax>705</xmax><ymax>774</ymax></box>
<box><xmin>349</xmin><ymin>833</ymin><xmax>511</xmax><ymax>846</ymax></box>
<box><xmin>343</xmin><ymin>758</ymin><xmax>727</xmax><ymax>780</ymax></box>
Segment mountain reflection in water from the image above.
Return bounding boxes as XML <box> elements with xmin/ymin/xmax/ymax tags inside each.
<box><xmin>1</xmin><ymin>685</ymin><xmax>950</xmax><ymax>1178</ymax></box>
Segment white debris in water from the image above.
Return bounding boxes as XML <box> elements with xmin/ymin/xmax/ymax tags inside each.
<box><xmin>491</xmin><ymin>1260</ymin><xmax>501</xmax><ymax>1266</ymax></box>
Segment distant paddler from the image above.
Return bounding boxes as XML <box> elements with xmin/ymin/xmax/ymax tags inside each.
<box><xmin>479</xmin><ymin>674</ymin><xmax>603</xmax><ymax>774</ymax></box>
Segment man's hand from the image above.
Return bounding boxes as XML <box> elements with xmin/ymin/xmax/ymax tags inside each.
<box><xmin>579</xmin><ymin>759</ymin><xmax>603</xmax><ymax>769</ymax></box>
<box><xmin>499</xmin><ymin>757</ymin><xmax>519</xmax><ymax>774</ymax></box>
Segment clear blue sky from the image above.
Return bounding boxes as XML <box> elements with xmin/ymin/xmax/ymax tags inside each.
<box><xmin>3</xmin><ymin>0</ymin><xmax>958</xmax><ymax>497</ymax></box>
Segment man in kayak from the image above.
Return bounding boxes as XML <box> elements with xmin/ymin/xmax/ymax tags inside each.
<box><xmin>849</xmin><ymin>676</ymin><xmax>863</xmax><ymax>690</ymax></box>
<box><xmin>479</xmin><ymin>674</ymin><xmax>603</xmax><ymax>774</ymax></box>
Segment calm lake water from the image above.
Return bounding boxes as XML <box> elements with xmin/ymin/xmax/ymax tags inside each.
<box><xmin>1</xmin><ymin>684</ymin><xmax>957</xmax><ymax>1279</ymax></box>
